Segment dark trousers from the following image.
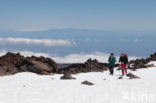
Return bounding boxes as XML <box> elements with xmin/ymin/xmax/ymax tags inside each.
<box><xmin>109</xmin><ymin>66</ymin><xmax>114</xmax><ymax>75</ymax></box>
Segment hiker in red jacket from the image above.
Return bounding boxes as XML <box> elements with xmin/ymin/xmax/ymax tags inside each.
<box><xmin>119</xmin><ymin>53</ymin><xmax>128</xmax><ymax>76</ymax></box>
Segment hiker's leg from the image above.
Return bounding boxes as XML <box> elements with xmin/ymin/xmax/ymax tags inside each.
<box><xmin>121</xmin><ymin>64</ymin><xmax>124</xmax><ymax>75</ymax></box>
<box><xmin>122</xmin><ymin>69</ymin><xmax>124</xmax><ymax>75</ymax></box>
<box><xmin>109</xmin><ymin>66</ymin><xmax>112</xmax><ymax>75</ymax></box>
<box><xmin>124</xmin><ymin>64</ymin><xmax>127</xmax><ymax>75</ymax></box>
<box><xmin>109</xmin><ymin>67</ymin><xmax>111</xmax><ymax>74</ymax></box>
<box><xmin>112</xmin><ymin>67</ymin><xmax>114</xmax><ymax>75</ymax></box>
<box><xmin>110</xmin><ymin>66</ymin><xmax>114</xmax><ymax>75</ymax></box>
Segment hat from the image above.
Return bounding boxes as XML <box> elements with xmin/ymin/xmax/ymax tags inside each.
<box><xmin>111</xmin><ymin>53</ymin><xmax>114</xmax><ymax>56</ymax></box>
<box><xmin>121</xmin><ymin>53</ymin><xmax>125</xmax><ymax>56</ymax></box>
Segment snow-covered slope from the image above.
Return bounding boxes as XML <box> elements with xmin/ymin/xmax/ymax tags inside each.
<box><xmin>0</xmin><ymin>63</ymin><xmax>156</xmax><ymax>103</ymax></box>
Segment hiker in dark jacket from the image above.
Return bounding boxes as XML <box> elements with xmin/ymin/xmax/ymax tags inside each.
<box><xmin>119</xmin><ymin>53</ymin><xmax>128</xmax><ymax>76</ymax></box>
<box><xmin>108</xmin><ymin>53</ymin><xmax>116</xmax><ymax>75</ymax></box>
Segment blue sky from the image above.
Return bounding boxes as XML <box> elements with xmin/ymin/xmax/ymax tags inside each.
<box><xmin>0</xmin><ymin>0</ymin><xmax>156</xmax><ymax>31</ymax></box>
<box><xmin>0</xmin><ymin>0</ymin><xmax>156</xmax><ymax>63</ymax></box>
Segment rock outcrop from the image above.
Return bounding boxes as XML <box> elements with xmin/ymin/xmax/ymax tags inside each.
<box><xmin>1</xmin><ymin>52</ymin><xmax>156</xmax><ymax>76</ymax></box>
<box><xmin>20</xmin><ymin>56</ymin><xmax>57</xmax><ymax>74</ymax></box>
<box><xmin>0</xmin><ymin>52</ymin><xmax>25</xmax><ymax>76</ymax></box>
<box><xmin>0</xmin><ymin>52</ymin><xmax>57</xmax><ymax>76</ymax></box>
<box><xmin>128</xmin><ymin>52</ymin><xmax>156</xmax><ymax>70</ymax></box>
<box><xmin>128</xmin><ymin>59</ymin><xmax>148</xmax><ymax>70</ymax></box>
<box><xmin>57</xmin><ymin>58</ymin><xmax>108</xmax><ymax>74</ymax></box>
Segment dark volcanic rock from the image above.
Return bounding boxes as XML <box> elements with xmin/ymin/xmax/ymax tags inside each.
<box><xmin>81</xmin><ymin>81</ymin><xmax>94</xmax><ymax>86</ymax></box>
<box><xmin>23</xmin><ymin>56</ymin><xmax>58</xmax><ymax>74</ymax></box>
<box><xmin>118</xmin><ymin>76</ymin><xmax>123</xmax><ymax>79</ymax></box>
<box><xmin>0</xmin><ymin>52</ymin><xmax>25</xmax><ymax>75</ymax></box>
<box><xmin>0</xmin><ymin>52</ymin><xmax>57</xmax><ymax>76</ymax></box>
<box><xmin>60</xmin><ymin>71</ymin><xmax>76</xmax><ymax>79</ymax></box>
<box><xmin>57</xmin><ymin>58</ymin><xmax>108</xmax><ymax>74</ymax></box>
<box><xmin>147</xmin><ymin>52</ymin><xmax>156</xmax><ymax>61</ymax></box>
<box><xmin>128</xmin><ymin>52</ymin><xmax>156</xmax><ymax>70</ymax></box>
<box><xmin>57</xmin><ymin>63</ymin><xmax>73</xmax><ymax>69</ymax></box>
<box><xmin>127</xmin><ymin>72</ymin><xmax>140</xmax><ymax>79</ymax></box>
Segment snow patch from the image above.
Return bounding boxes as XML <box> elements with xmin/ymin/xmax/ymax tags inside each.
<box><xmin>148</xmin><ymin>61</ymin><xmax>156</xmax><ymax>66</ymax></box>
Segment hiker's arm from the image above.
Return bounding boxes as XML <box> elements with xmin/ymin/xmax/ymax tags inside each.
<box><xmin>126</xmin><ymin>58</ymin><xmax>128</xmax><ymax>64</ymax></box>
<box><xmin>119</xmin><ymin>57</ymin><xmax>121</xmax><ymax>62</ymax></box>
<box><xmin>108</xmin><ymin>57</ymin><xmax>110</xmax><ymax>62</ymax></box>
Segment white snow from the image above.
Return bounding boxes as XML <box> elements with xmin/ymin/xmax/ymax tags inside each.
<box><xmin>148</xmin><ymin>61</ymin><xmax>156</xmax><ymax>66</ymax></box>
<box><xmin>0</xmin><ymin>66</ymin><xmax>156</xmax><ymax>103</ymax></box>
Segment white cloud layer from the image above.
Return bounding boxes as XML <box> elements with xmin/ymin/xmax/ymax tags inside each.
<box><xmin>0</xmin><ymin>37</ymin><xmax>75</xmax><ymax>46</ymax></box>
<box><xmin>0</xmin><ymin>50</ymin><xmax>140</xmax><ymax>63</ymax></box>
<box><xmin>17</xmin><ymin>28</ymin><xmax>50</xmax><ymax>32</ymax></box>
<box><xmin>52</xmin><ymin>52</ymin><xmax>140</xmax><ymax>63</ymax></box>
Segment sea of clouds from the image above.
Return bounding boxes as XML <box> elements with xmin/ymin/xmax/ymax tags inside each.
<box><xmin>0</xmin><ymin>50</ymin><xmax>140</xmax><ymax>63</ymax></box>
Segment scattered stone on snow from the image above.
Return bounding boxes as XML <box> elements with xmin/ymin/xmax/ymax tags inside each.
<box><xmin>127</xmin><ymin>72</ymin><xmax>140</xmax><ymax>79</ymax></box>
<box><xmin>81</xmin><ymin>80</ymin><xmax>94</xmax><ymax>86</ymax></box>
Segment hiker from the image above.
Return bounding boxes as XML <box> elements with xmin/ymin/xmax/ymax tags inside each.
<box><xmin>119</xmin><ymin>53</ymin><xmax>128</xmax><ymax>76</ymax></box>
<box><xmin>108</xmin><ymin>53</ymin><xmax>116</xmax><ymax>75</ymax></box>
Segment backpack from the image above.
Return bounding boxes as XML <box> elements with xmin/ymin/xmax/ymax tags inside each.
<box><xmin>125</xmin><ymin>54</ymin><xmax>128</xmax><ymax>61</ymax></box>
